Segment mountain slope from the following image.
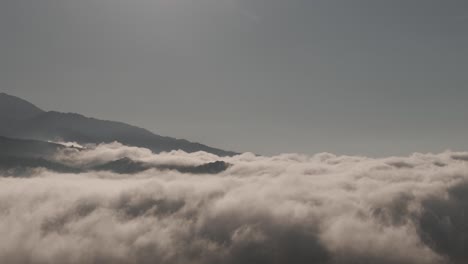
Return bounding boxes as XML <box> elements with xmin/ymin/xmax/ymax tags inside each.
<box><xmin>0</xmin><ymin>136</ymin><xmax>65</xmax><ymax>158</ymax></box>
<box><xmin>0</xmin><ymin>156</ymin><xmax>80</xmax><ymax>175</ymax></box>
<box><xmin>0</xmin><ymin>136</ymin><xmax>230</xmax><ymax>176</ymax></box>
<box><xmin>0</xmin><ymin>93</ymin><xmax>237</xmax><ymax>156</ymax></box>
<box><xmin>0</xmin><ymin>93</ymin><xmax>44</xmax><ymax>120</ymax></box>
<box><xmin>0</xmin><ymin>136</ymin><xmax>78</xmax><ymax>175</ymax></box>
<box><xmin>93</xmin><ymin>158</ymin><xmax>231</xmax><ymax>174</ymax></box>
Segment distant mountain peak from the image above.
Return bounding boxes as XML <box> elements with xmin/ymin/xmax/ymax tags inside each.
<box><xmin>0</xmin><ymin>92</ymin><xmax>44</xmax><ymax>120</ymax></box>
<box><xmin>0</xmin><ymin>93</ymin><xmax>237</xmax><ymax>156</ymax></box>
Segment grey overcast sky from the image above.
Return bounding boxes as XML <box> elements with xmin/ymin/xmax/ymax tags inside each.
<box><xmin>1</xmin><ymin>0</ymin><xmax>468</xmax><ymax>156</ymax></box>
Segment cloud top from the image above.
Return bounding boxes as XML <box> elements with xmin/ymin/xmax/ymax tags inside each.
<box><xmin>1</xmin><ymin>143</ymin><xmax>468</xmax><ymax>264</ymax></box>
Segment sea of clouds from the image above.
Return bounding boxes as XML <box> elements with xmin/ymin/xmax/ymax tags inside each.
<box><xmin>1</xmin><ymin>142</ymin><xmax>468</xmax><ymax>264</ymax></box>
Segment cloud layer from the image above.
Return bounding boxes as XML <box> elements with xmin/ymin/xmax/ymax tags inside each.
<box><xmin>1</xmin><ymin>143</ymin><xmax>468</xmax><ymax>264</ymax></box>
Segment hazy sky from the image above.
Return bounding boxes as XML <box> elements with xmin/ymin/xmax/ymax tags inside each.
<box><xmin>2</xmin><ymin>0</ymin><xmax>468</xmax><ymax>156</ymax></box>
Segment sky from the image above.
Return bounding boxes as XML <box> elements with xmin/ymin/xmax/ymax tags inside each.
<box><xmin>1</xmin><ymin>0</ymin><xmax>468</xmax><ymax>156</ymax></box>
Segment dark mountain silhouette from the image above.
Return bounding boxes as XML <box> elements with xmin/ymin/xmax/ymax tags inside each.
<box><xmin>0</xmin><ymin>93</ymin><xmax>44</xmax><ymax>121</ymax></box>
<box><xmin>0</xmin><ymin>156</ymin><xmax>80</xmax><ymax>176</ymax></box>
<box><xmin>0</xmin><ymin>156</ymin><xmax>230</xmax><ymax>176</ymax></box>
<box><xmin>0</xmin><ymin>136</ymin><xmax>65</xmax><ymax>158</ymax></box>
<box><xmin>0</xmin><ymin>136</ymin><xmax>78</xmax><ymax>176</ymax></box>
<box><xmin>158</xmin><ymin>160</ymin><xmax>231</xmax><ymax>174</ymax></box>
<box><xmin>92</xmin><ymin>157</ymin><xmax>151</xmax><ymax>174</ymax></box>
<box><xmin>0</xmin><ymin>136</ymin><xmax>230</xmax><ymax>175</ymax></box>
<box><xmin>92</xmin><ymin>157</ymin><xmax>231</xmax><ymax>175</ymax></box>
<box><xmin>0</xmin><ymin>93</ymin><xmax>236</xmax><ymax>156</ymax></box>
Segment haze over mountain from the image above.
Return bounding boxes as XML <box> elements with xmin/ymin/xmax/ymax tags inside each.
<box><xmin>0</xmin><ymin>93</ymin><xmax>236</xmax><ymax>156</ymax></box>
<box><xmin>0</xmin><ymin>136</ymin><xmax>79</xmax><ymax>174</ymax></box>
<box><xmin>0</xmin><ymin>93</ymin><xmax>43</xmax><ymax>121</ymax></box>
<box><xmin>1</xmin><ymin>92</ymin><xmax>468</xmax><ymax>263</ymax></box>
<box><xmin>0</xmin><ymin>136</ymin><xmax>231</xmax><ymax>176</ymax></box>
<box><xmin>2</xmin><ymin>1</ymin><xmax>468</xmax><ymax>262</ymax></box>
<box><xmin>1</xmin><ymin>138</ymin><xmax>468</xmax><ymax>263</ymax></box>
<box><xmin>0</xmin><ymin>135</ymin><xmax>65</xmax><ymax>158</ymax></box>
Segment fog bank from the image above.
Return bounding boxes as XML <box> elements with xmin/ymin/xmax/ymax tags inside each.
<box><xmin>1</xmin><ymin>143</ymin><xmax>468</xmax><ymax>264</ymax></box>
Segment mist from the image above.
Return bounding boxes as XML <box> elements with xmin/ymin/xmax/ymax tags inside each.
<box><xmin>1</xmin><ymin>143</ymin><xmax>467</xmax><ymax>264</ymax></box>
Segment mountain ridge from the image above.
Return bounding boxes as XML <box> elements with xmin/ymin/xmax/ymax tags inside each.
<box><xmin>0</xmin><ymin>93</ymin><xmax>237</xmax><ymax>156</ymax></box>
<box><xmin>0</xmin><ymin>93</ymin><xmax>44</xmax><ymax>121</ymax></box>
<box><xmin>0</xmin><ymin>136</ymin><xmax>231</xmax><ymax>176</ymax></box>
<box><xmin>0</xmin><ymin>136</ymin><xmax>65</xmax><ymax>158</ymax></box>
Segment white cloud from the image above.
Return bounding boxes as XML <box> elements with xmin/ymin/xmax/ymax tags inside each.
<box><xmin>1</xmin><ymin>143</ymin><xmax>468</xmax><ymax>263</ymax></box>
